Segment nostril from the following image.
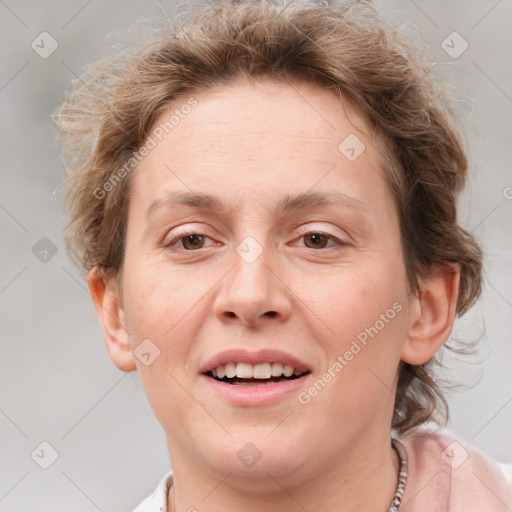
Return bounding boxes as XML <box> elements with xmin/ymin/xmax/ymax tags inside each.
<box><xmin>265</xmin><ymin>311</ymin><xmax>277</xmax><ymax>317</ymax></box>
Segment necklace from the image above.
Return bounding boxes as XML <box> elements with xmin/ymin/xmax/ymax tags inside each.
<box><xmin>388</xmin><ymin>438</ymin><xmax>408</xmax><ymax>512</ymax></box>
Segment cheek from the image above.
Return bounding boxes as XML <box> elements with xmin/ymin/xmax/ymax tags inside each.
<box><xmin>300</xmin><ymin>282</ymin><xmax>406</xmax><ymax>435</ymax></box>
<box><xmin>305</xmin><ymin>261</ymin><xmax>408</xmax><ymax>394</ymax></box>
<box><xmin>123</xmin><ymin>260</ymin><xmax>194</xmax><ymax>336</ymax></box>
<box><xmin>122</xmin><ymin>264</ymin><xmax>199</xmax><ymax>426</ymax></box>
<box><xmin>121</xmin><ymin>260</ymin><xmax>216</xmax><ymax>389</ymax></box>
<box><xmin>311</xmin><ymin>268</ymin><xmax>402</xmax><ymax>336</ymax></box>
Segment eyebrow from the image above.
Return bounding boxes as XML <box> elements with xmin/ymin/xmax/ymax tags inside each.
<box><xmin>145</xmin><ymin>190</ymin><xmax>368</xmax><ymax>219</ymax></box>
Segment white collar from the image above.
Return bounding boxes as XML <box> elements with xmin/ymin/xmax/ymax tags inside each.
<box><xmin>132</xmin><ymin>471</ymin><xmax>173</xmax><ymax>512</ymax></box>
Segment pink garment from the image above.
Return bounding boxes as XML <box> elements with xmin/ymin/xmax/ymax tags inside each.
<box><xmin>399</xmin><ymin>429</ymin><xmax>512</xmax><ymax>511</ymax></box>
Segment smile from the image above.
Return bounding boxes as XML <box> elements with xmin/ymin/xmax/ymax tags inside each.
<box><xmin>209</xmin><ymin>361</ymin><xmax>308</xmax><ymax>385</ymax></box>
<box><xmin>200</xmin><ymin>349</ymin><xmax>312</xmax><ymax>405</ymax></box>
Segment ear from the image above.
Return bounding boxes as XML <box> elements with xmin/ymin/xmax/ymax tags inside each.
<box><xmin>401</xmin><ymin>263</ymin><xmax>460</xmax><ymax>365</ymax></box>
<box><xmin>87</xmin><ymin>266</ymin><xmax>137</xmax><ymax>372</ymax></box>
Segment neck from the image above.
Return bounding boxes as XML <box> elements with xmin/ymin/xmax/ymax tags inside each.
<box><xmin>166</xmin><ymin>429</ymin><xmax>399</xmax><ymax>512</ymax></box>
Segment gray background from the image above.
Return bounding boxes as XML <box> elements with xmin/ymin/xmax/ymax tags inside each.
<box><xmin>0</xmin><ymin>1</ymin><xmax>511</xmax><ymax>510</ymax></box>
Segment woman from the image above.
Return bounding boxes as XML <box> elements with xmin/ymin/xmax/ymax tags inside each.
<box><xmin>54</xmin><ymin>0</ymin><xmax>512</xmax><ymax>510</ymax></box>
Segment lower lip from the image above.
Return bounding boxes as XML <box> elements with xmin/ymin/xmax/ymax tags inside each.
<box><xmin>200</xmin><ymin>374</ymin><xmax>310</xmax><ymax>406</ymax></box>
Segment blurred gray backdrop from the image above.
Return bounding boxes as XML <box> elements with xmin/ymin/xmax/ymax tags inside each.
<box><xmin>1</xmin><ymin>1</ymin><xmax>511</xmax><ymax>510</ymax></box>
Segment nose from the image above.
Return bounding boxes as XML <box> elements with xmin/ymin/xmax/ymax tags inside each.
<box><xmin>212</xmin><ymin>244</ymin><xmax>292</xmax><ymax>328</ymax></box>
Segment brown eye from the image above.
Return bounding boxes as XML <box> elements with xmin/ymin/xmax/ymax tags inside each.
<box><xmin>303</xmin><ymin>233</ymin><xmax>330</xmax><ymax>249</ymax></box>
<box><xmin>181</xmin><ymin>234</ymin><xmax>205</xmax><ymax>250</ymax></box>
<box><xmin>295</xmin><ymin>231</ymin><xmax>347</xmax><ymax>250</ymax></box>
<box><xmin>164</xmin><ymin>232</ymin><xmax>215</xmax><ymax>250</ymax></box>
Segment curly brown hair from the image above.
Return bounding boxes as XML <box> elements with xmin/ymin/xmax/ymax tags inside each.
<box><xmin>53</xmin><ymin>0</ymin><xmax>483</xmax><ymax>434</ymax></box>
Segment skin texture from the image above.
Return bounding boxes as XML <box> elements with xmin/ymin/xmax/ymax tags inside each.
<box><xmin>88</xmin><ymin>78</ymin><xmax>460</xmax><ymax>512</ymax></box>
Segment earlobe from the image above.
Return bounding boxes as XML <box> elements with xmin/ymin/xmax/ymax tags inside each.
<box><xmin>87</xmin><ymin>266</ymin><xmax>137</xmax><ymax>372</ymax></box>
<box><xmin>401</xmin><ymin>263</ymin><xmax>460</xmax><ymax>365</ymax></box>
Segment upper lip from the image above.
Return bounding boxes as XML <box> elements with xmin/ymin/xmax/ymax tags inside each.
<box><xmin>200</xmin><ymin>348</ymin><xmax>311</xmax><ymax>374</ymax></box>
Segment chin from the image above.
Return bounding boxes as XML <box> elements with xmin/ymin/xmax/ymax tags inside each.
<box><xmin>196</xmin><ymin>427</ymin><xmax>311</xmax><ymax>486</ymax></box>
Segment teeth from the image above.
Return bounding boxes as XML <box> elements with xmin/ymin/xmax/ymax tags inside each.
<box><xmin>253</xmin><ymin>363</ymin><xmax>271</xmax><ymax>379</ymax></box>
<box><xmin>235</xmin><ymin>362</ymin><xmax>253</xmax><ymax>378</ymax></box>
<box><xmin>225</xmin><ymin>362</ymin><xmax>236</xmax><ymax>379</ymax></box>
<box><xmin>271</xmin><ymin>362</ymin><xmax>283</xmax><ymax>377</ymax></box>
<box><xmin>210</xmin><ymin>361</ymin><xmax>306</xmax><ymax>379</ymax></box>
<box><xmin>283</xmin><ymin>365</ymin><xmax>294</xmax><ymax>377</ymax></box>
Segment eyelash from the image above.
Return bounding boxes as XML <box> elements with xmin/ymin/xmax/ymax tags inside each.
<box><xmin>163</xmin><ymin>229</ymin><xmax>348</xmax><ymax>251</ymax></box>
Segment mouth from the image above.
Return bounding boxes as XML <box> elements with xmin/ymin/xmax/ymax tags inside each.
<box><xmin>200</xmin><ymin>350</ymin><xmax>312</xmax><ymax>405</ymax></box>
<box><xmin>206</xmin><ymin>362</ymin><xmax>310</xmax><ymax>386</ymax></box>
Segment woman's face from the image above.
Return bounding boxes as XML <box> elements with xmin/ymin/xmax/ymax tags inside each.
<box><xmin>117</xmin><ymin>78</ymin><xmax>418</xmax><ymax>484</ymax></box>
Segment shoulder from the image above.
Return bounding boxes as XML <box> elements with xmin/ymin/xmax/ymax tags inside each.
<box><xmin>398</xmin><ymin>427</ymin><xmax>512</xmax><ymax>512</ymax></box>
<box><xmin>132</xmin><ymin>471</ymin><xmax>173</xmax><ymax>512</ymax></box>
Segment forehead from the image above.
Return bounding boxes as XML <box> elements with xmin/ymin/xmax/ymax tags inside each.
<box><xmin>129</xmin><ymin>78</ymin><xmax>391</xmax><ymax>216</ymax></box>
<box><xmin>157</xmin><ymin>77</ymin><xmax>372</xmax><ymax>153</ymax></box>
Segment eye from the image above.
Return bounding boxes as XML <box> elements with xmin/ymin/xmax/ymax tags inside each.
<box><xmin>163</xmin><ymin>231</ymin><xmax>217</xmax><ymax>251</ymax></box>
<box><xmin>163</xmin><ymin>229</ymin><xmax>347</xmax><ymax>251</ymax></box>
<box><xmin>295</xmin><ymin>231</ymin><xmax>348</xmax><ymax>250</ymax></box>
